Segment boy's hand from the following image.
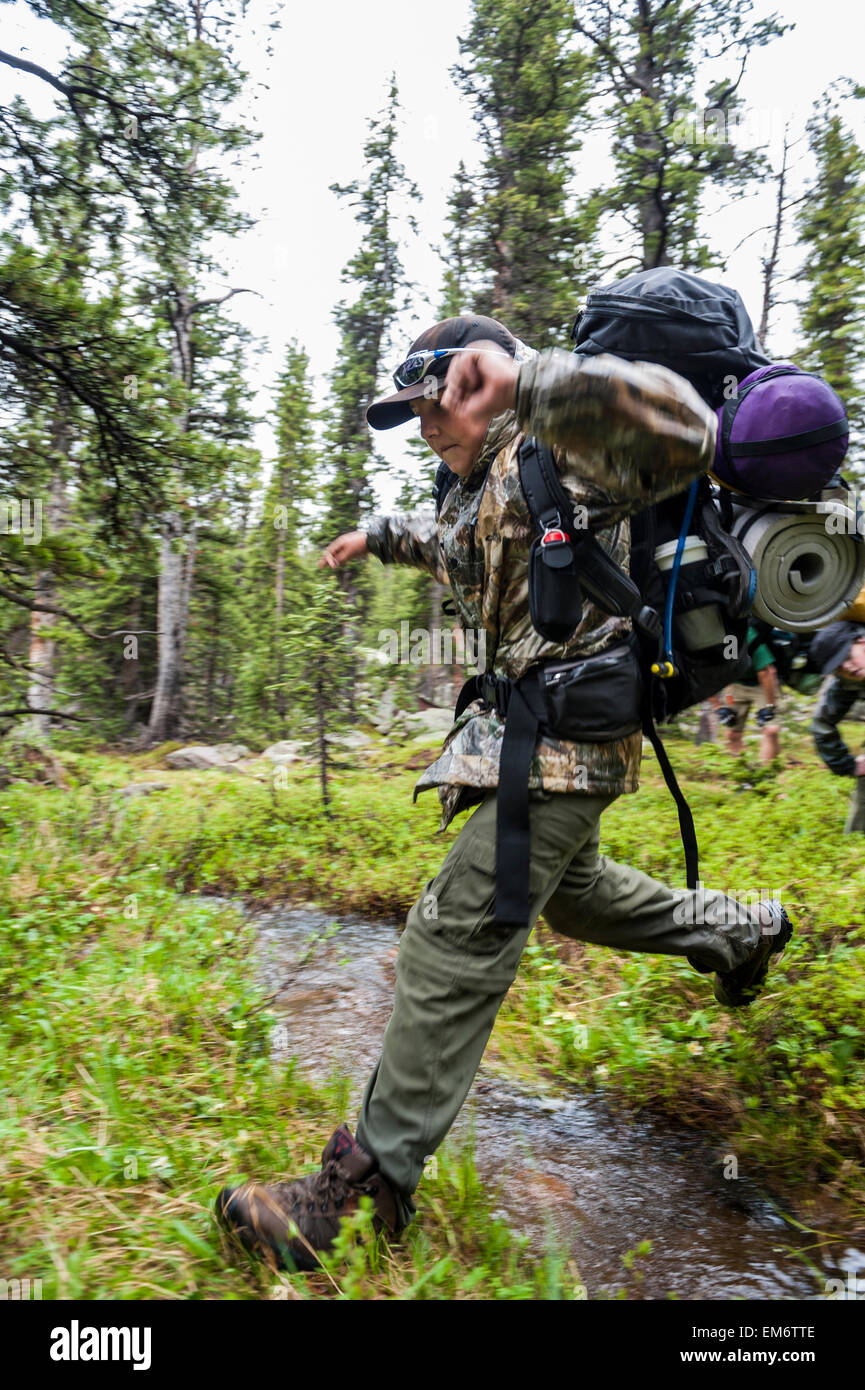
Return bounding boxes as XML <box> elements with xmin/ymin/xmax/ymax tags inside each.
<box><xmin>439</xmin><ymin>341</ymin><xmax>519</xmax><ymax>421</ymax></box>
<box><xmin>318</xmin><ymin>531</ymin><xmax>368</xmax><ymax>569</ymax></box>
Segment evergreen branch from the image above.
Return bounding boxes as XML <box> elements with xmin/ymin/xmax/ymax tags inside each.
<box><xmin>572</xmin><ymin>10</ymin><xmax>651</xmax><ymax>97</ymax></box>
<box><xmin>709</xmin><ymin>54</ymin><xmax>749</xmax><ymax>111</ymax></box>
<box><xmin>66</xmin><ymin>0</ymin><xmax>142</xmax><ymax>34</ymax></box>
<box><xmin>0</xmin><ymin>48</ymin><xmax>141</xmax><ymax>121</ymax></box>
<box><xmin>0</xmin><ymin>582</ymin><xmax>102</xmax><ymax>634</ymax></box>
<box><xmin>0</xmin><ymin>584</ymin><xmax>158</xmax><ymax>642</ymax></box>
<box><xmin>188</xmin><ymin>288</ymin><xmax>262</xmax><ymax>315</ymax></box>
<box><xmin>0</xmin><ymin>705</ymin><xmax>94</xmax><ymax>722</ymax></box>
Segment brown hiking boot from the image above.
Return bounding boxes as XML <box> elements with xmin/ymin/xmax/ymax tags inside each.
<box><xmin>214</xmin><ymin>1125</ymin><xmax>400</xmax><ymax>1272</ymax></box>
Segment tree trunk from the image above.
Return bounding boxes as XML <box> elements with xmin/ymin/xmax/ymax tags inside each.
<box><xmin>422</xmin><ymin>578</ymin><xmax>445</xmax><ymax>703</ymax></box>
<box><xmin>316</xmin><ymin>673</ymin><xmax>329</xmax><ymax>810</ymax></box>
<box><xmin>632</xmin><ymin>37</ymin><xmax>669</xmax><ymax>270</ymax></box>
<box><xmin>147</xmin><ymin>510</ymin><xmax>186</xmax><ymax>743</ymax></box>
<box><xmin>146</xmin><ymin>285</ymin><xmax>195</xmax><ymax>745</ymax></box>
<box><xmin>274</xmin><ymin>529</ymin><xmax>286</xmax><ymax>726</ymax></box>
<box><xmin>26</xmin><ymin>418</ymin><xmax>69</xmax><ymax>737</ymax></box>
<box><xmin>206</xmin><ymin>586</ymin><xmax>219</xmax><ymax>726</ymax></box>
<box><xmin>758</xmin><ymin>129</ymin><xmax>789</xmax><ymax>351</ymax></box>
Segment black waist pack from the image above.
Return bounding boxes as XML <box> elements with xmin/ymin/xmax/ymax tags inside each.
<box><xmin>532</xmin><ymin>640</ymin><xmax>643</xmax><ymax>742</ymax></box>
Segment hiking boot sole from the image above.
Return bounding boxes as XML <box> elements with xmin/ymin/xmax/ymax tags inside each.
<box><xmin>713</xmin><ymin>908</ymin><xmax>793</xmax><ymax>1009</ymax></box>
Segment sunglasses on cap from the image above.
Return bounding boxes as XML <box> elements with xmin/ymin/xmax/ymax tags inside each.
<box><xmin>393</xmin><ymin>346</ymin><xmax>509</xmax><ymax>390</ymax></box>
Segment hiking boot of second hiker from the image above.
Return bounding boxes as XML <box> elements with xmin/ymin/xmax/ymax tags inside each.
<box><xmin>713</xmin><ymin>900</ymin><xmax>793</xmax><ymax>1008</ymax></box>
<box><xmin>214</xmin><ymin>1125</ymin><xmax>400</xmax><ymax>1271</ymax></box>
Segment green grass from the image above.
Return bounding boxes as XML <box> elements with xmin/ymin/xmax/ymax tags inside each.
<box><xmin>0</xmin><ymin>771</ymin><xmax>576</xmax><ymax>1299</ymax></box>
<box><xmin>1</xmin><ymin>713</ymin><xmax>864</xmax><ymax>1296</ymax></box>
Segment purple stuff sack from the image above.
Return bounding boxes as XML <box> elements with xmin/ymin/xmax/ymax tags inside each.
<box><xmin>712</xmin><ymin>362</ymin><xmax>849</xmax><ymax>500</ymax></box>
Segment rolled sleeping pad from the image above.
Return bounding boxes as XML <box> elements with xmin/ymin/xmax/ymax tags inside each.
<box><xmin>731</xmin><ymin>502</ymin><xmax>865</xmax><ymax>633</ymax></box>
<box><xmin>713</xmin><ymin>363</ymin><xmax>849</xmax><ymax>500</ymax></box>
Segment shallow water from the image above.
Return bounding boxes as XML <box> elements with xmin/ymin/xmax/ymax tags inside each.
<box><xmin>253</xmin><ymin>903</ymin><xmax>862</xmax><ymax>1300</ymax></box>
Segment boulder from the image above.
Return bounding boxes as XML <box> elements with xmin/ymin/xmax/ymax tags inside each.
<box><xmin>165</xmin><ymin>745</ymin><xmax>246</xmax><ymax>771</ymax></box>
<box><xmin>119</xmin><ymin>781</ymin><xmax>170</xmax><ymax>797</ymax></box>
<box><xmin>211</xmin><ymin>743</ymin><xmax>250</xmax><ymax>762</ymax></box>
<box><xmin>262</xmin><ymin>740</ymin><xmax>305</xmax><ymax>764</ymax></box>
<box><xmin>371</xmin><ymin>685</ymin><xmax>398</xmax><ymax>734</ymax></box>
<box><xmin>402</xmin><ymin>708</ymin><xmax>454</xmax><ymax>737</ymax></box>
<box><xmin>326</xmin><ymin>730</ymin><xmax>372</xmax><ymax>749</ymax></box>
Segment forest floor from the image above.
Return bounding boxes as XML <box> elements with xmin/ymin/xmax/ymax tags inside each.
<box><xmin>1</xmin><ymin>713</ymin><xmax>864</xmax><ymax>1299</ymax></box>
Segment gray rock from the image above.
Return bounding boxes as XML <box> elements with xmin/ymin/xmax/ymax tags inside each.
<box><xmin>211</xmin><ymin>743</ymin><xmax>250</xmax><ymax>762</ymax></box>
<box><xmin>402</xmin><ymin>708</ymin><xmax>454</xmax><ymax>737</ymax></box>
<box><xmin>371</xmin><ymin>685</ymin><xmax>398</xmax><ymax>734</ymax></box>
<box><xmin>165</xmin><ymin>745</ymin><xmax>240</xmax><ymax>771</ymax></box>
<box><xmin>326</xmin><ymin>730</ymin><xmax>372</xmax><ymax>749</ymax></box>
<box><xmin>262</xmin><ymin>740</ymin><xmax>305</xmax><ymax>763</ymax></box>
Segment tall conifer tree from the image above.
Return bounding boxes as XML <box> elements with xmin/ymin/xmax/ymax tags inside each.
<box><xmin>452</xmin><ymin>0</ymin><xmax>595</xmax><ymax>347</ymax></box>
<box><xmin>796</xmin><ymin>90</ymin><xmax>865</xmax><ymax>458</ymax></box>
<box><xmin>573</xmin><ymin>0</ymin><xmax>789</xmax><ymax>271</ymax></box>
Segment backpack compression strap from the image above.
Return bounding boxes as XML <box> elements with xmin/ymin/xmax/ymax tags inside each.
<box><xmin>518</xmin><ymin>437</ymin><xmax>662</xmax><ymax>642</ymax></box>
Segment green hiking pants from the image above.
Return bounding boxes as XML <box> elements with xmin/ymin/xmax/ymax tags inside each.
<box><xmin>355</xmin><ymin>788</ymin><xmax>762</xmax><ymax>1227</ymax></box>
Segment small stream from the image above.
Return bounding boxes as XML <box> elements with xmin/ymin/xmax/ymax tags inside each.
<box><xmin>251</xmin><ymin>902</ymin><xmax>863</xmax><ymax>1300</ymax></box>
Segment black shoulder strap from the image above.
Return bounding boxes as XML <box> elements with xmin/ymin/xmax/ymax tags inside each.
<box><xmin>517</xmin><ymin>436</ymin><xmax>661</xmax><ymax>640</ymax></box>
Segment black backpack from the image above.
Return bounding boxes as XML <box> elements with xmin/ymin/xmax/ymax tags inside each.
<box><xmin>571</xmin><ymin>265</ymin><xmax>770</xmax><ymax>408</ymax></box>
<box><xmin>569</xmin><ymin>267</ymin><xmax>765</xmax><ymax>718</ymax></box>
<box><xmin>435</xmin><ymin>269</ymin><xmax>761</xmax><ymax>719</ymax></box>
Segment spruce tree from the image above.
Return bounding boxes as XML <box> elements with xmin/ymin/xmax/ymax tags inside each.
<box><xmin>321</xmin><ymin>75</ymin><xmax>420</xmax><ymax>549</ymax></box>
<box><xmin>572</xmin><ymin>0</ymin><xmax>790</xmax><ymax>272</ymax></box>
<box><xmin>237</xmin><ymin>342</ymin><xmax>318</xmax><ymax>742</ymax></box>
<box><xmin>316</xmin><ymin>75</ymin><xmax>420</xmax><ymax>724</ymax></box>
<box><xmin>437</xmin><ymin>161</ymin><xmax>477</xmax><ymax>320</ymax></box>
<box><xmin>796</xmin><ymin>90</ymin><xmax>865</xmax><ymax>460</ymax></box>
<box><xmin>452</xmin><ymin>0</ymin><xmax>595</xmax><ymax>347</ymax></box>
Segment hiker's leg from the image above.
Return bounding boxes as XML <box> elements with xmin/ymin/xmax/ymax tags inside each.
<box><xmin>720</xmin><ymin>683</ymin><xmax>751</xmax><ymax>755</ymax></box>
<box><xmin>356</xmin><ymin>789</ymin><xmax>615</xmax><ymax>1224</ymax></box>
<box><xmin>542</xmin><ymin>819</ymin><xmax>761</xmax><ymax>974</ymax></box>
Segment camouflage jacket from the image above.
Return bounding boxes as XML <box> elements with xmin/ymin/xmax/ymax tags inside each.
<box><xmin>365</xmin><ymin>347</ymin><xmax>718</xmax><ymax>828</ymax></box>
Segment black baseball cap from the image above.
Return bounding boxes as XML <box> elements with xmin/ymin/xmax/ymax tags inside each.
<box><xmin>366</xmin><ymin>315</ymin><xmax>517</xmax><ymax>431</ymax></box>
<box><xmin>809</xmin><ymin>620</ymin><xmax>865</xmax><ymax>675</ymax></box>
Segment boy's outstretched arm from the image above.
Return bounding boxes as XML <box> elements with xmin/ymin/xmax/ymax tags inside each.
<box><xmin>320</xmin><ymin>512</ymin><xmax>448</xmax><ymax>585</ymax></box>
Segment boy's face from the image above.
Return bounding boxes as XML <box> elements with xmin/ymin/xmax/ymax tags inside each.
<box><xmin>840</xmin><ymin>636</ymin><xmax>865</xmax><ymax>681</ymax></box>
<box><xmin>410</xmin><ymin>392</ymin><xmax>490</xmax><ymax>478</ymax></box>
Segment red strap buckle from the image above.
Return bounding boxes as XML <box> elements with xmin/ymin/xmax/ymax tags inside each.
<box><xmin>541</xmin><ymin>528</ymin><xmax>569</xmax><ymax>546</ymax></box>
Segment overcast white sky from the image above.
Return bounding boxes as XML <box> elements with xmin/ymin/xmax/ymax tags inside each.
<box><xmin>4</xmin><ymin>0</ymin><xmax>865</xmax><ymax>510</ymax></box>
